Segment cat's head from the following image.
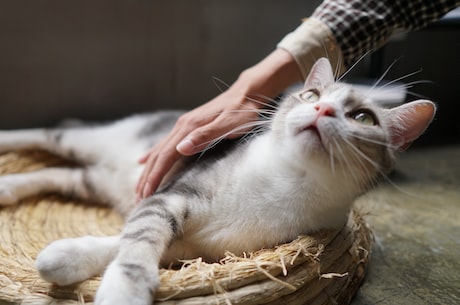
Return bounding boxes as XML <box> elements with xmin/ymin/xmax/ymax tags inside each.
<box><xmin>272</xmin><ymin>58</ymin><xmax>436</xmax><ymax>187</ymax></box>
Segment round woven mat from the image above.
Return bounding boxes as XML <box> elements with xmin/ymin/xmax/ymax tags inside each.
<box><xmin>0</xmin><ymin>151</ymin><xmax>373</xmax><ymax>305</ymax></box>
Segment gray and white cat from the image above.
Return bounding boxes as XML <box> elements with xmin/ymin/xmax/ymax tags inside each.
<box><xmin>0</xmin><ymin>58</ymin><xmax>435</xmax><ymax>305</ymax></box>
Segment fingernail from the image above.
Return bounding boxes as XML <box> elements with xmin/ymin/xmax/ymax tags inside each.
<box><xmin>176</xmin><ymin>138</ymin><xmax>195</xmax><ymax>155</ymax></box>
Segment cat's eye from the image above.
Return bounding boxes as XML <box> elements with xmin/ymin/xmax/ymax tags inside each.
<box><xmin>299</xmin><ymin>90</ymin><xmax>319</xmax><ymax>103</ymax></box>
<box><xmin>351</xmin><ymin>111</ymin><xmax>377</xmax><ymax>126</ymax></box>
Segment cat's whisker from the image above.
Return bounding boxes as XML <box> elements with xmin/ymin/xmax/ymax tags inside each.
<box><xmin>240</xmin><ymin>120</ymin><xmax>270</xmax><ymax>136</ymax></box>
<box><xmin>313</xmin><ymin>40</ymin><xmax>344</xmax><ymax>80</ymax></box>
<box><xmin>404</xmin><ymin>90</ymin><xmax>430</xmax><ymax>100</ymax></box>
<box><xmin>377</xmin><ymin>80</ymin><xmax>432</xmax><ymax>100</ymax></box>
<box><xmin>389</xmin><ymin>79</ymin><xmax>432</xmax><ymax>89</ymax></box>
<box><xmin>194</xmin><ymin>106</ymin><xmax>276</xmax><ymax>128</ymax></box>
<box><xmin>197</xmin><ymin>120</ymin><xmax>270</xmax><ymax>156</ymax></box>
<box><xmin>318</xmin><ymin>39</ymin><xmax>334</xmax><ymax>78</ymax></box>
<box><xmin>328</xmin><ymin>142</ymin><xmax>336</xmax><ymax>174</ymax></box>
<box><xmin>341</xmin><ymin>136</ymin><xmax>390</xmax><ymax>190</ymax></box>
<box><xmin>336</xmin><ymin>134</ymin><xmax>379</xmax><ymax>190</ymax></box>
<box><xmin>212</xmin><ymin>77</ymin><xmax>231</xmax><ymax>94</ymax></box>
<box><xmin>334</xmin><ymin>54</ymin><xmax>344</xmax><ymax>80</ymax></box>
<box><xmin>222</xmin><ymin>108</ymin><xmax>276</xmax><ymax>115</ymax></box>
<box><xmin>368</xmin><ymin>58</ymin><xmax>401</xmax><ymax>93</ymax></box>
<box><xmin>337</xmin><ymin>50</ymin><xmax>372</xmax><ymax>82</ymax></box>
<box><xmin>320</xmin><ymin>39</ymin><xmax>330</xmax><ymax>60</ymax></box>
<box><xmin>377</xmin><ymin>69</ymin><xmax>423</xmax><ymax>90</ymax></box>
<box><xmin>331</xmin><ymin>137</ymin><xmax>364</xmax><ymax>190</ymax></box>
<box><xmin>347</xmin><ymin>137</ymin><xmax>419</xmax><ymax>196</ymax></box>
<box><xmin>244</xmin><ymin>94</ymin><xmax>280</xmax><ymax>110</ymax></box>
<box><xmin>343</xmin><ymin>138</ymin><xmax>417</xmax><ymax>196</ymax></box>
<box><xmin>347</xmin><ymin>133</ymin><xmax>397</xmax><ymax>150</ymax></box>
<box><xmin>210</xmin><ymin>76</ymin><xmax>280</xmax><ymax>115</ymax></box>
<box><xmin>221</xmin><ymin>109</ymin><xmax>277</xmax><ymax>120</ymax></box>
<box><xmin>342</xmin><ymin>136</ymin><xmax>379</xmax><ymax>170</ymax></box>
<box><xmin>202</xmin><ymin>123</ymin><xmax>262</xmax><ymax>148</ymax></box>
<box><xmin>365</xmin><ymin>68</ymin><xmax>426</xmax><ymax>100</ymax></box>
<box><xmin>329</xmin><ymin>137</ymin><xmax>366</xmax><ymax>194</ymax></box>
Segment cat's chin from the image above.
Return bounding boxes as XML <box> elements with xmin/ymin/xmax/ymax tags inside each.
<box><xmin>294</xmin><ymin>127</ymin><xmax>327</xmax><ymax>154</ymax></box>
<box><xmin>302</xmin><ymin>126</ymin><xmax>322</xmax><ymax>141</ymax></box>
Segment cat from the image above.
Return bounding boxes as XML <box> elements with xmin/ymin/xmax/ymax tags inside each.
<box><xmin>0</xmin><ymin>58</ymin><xmax>435</xmax><ymax>305</ymax></box>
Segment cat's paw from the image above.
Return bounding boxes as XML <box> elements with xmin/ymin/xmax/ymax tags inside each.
<box><xmin>95</xmin><ymin>261</ymin><xmax>158</xmax><ymax>305</ymax></box>
<box><xmin>36</xmin><ymin>236</ymin><xmax>107</xmax><ymax>285</ymax></box>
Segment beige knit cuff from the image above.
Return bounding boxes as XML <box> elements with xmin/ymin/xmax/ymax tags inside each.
<box><xmin>277</xmin><ymin>17</ymin><xmax>345</xmax><ymax>80</ymax></box>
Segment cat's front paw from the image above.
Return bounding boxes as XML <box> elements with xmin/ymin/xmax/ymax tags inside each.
<box><xmin>36</xmin><ymin>236</ymin><xmax>107</xmax><ymax>286</ymax></box>
<box><xmin>96</xmin><ymin>261</ymin><xmax>158</xmax><ymax>305</ymax></box>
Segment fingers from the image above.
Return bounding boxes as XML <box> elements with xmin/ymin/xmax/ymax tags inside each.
<box><xmin>135</xmin><ymin>137</ymin><xmax>181</xmax><ymax>198</ymax></box>
<box><xmin>137</xmin><ymin>115</ymin><xmax>232</xmax><ymax>197</ymax></box>
<box><xmin>176</xmin><ymin>127</ymin><xmax>220</xmax><ymax>156</ymax></box>
<box><xmin>176</xmin><ymin>138</ymin><xmax>195</xmax><ymax>155</ymax></box>
<box><xmin>136</xmin><ymin>91</ymin><xmax>262</xmax><ymax>199</ymax></box>
<box><xmin>141</xmin><ymin>149</ymin><xmax>180</xmax><ymax>198</ymax></box>
<box><xmin>138</xmin><ymin>151</ymin><xmax>152</xmax><ymax>164</ymax></box>
<box><xmin>178</xmin><ymin>112</ymin><xmax>254</xmax><ymax>156</ymax></box>
<box><xmin>135</xmin><ymin>110</ymin><xmax>217</xmax><ymax>199</ymax></box>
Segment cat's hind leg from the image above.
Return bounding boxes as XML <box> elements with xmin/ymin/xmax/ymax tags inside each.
<box><xmin>0</xmin><ymin>167</ymin><xmax>94</xmax><ymax>205</ymax></box>
<box><xmin>0</xmin><ymin>129</ymin><xmax>67</xmax><ymax>154</ymax></box>
<box><xmin>0</xmin><ymin>127</ymin><xmax>106</xmax><ymax>164</ymax></box>
<box><xmin>36</xmin><ymin>235</ymin><xmax>120</xmax><ymax>285</ymax></box>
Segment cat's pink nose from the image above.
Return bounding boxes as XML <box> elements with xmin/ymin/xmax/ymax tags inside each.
<box><xmin>314</xmin><ymin>103</ymin><xmax>335</xmax><ymax>117</ymax></box>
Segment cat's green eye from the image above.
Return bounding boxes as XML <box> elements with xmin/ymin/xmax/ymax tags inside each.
<box><xmin>352</xmin><ymin>111</ymin><xmax>376</xmax><ymax>126</ymax></box>
<box><xmin>299</xmin><ymin>90</ymin><xmax>319</xmax><ymax>103</ymax></box>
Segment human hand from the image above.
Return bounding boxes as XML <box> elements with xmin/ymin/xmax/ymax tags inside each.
<box><xmin>135</xmin><ymin>48</ymin><xmax>301</xmax><ymax>199</ymax></box>
<box><xmin>135</xmin><ymin>88</ymin><xmax>262</xmax><ymax>199</ymax></box>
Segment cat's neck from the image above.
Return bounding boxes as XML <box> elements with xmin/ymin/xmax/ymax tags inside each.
<box><xmin>246</xmin><ymin>134</ymin><xmax>356</xmax><ymax>203</ymax></box>
<box><xmin>242</xmin><ymin>135</ymin><xmax>351</xmax><ymax>195</ymax></box>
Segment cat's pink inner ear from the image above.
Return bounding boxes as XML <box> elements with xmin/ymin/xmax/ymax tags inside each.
<box><xmin>389</xmin><ymin>100</ymin><xmax>436</xmax><ymax>150</ymax></box>
<box><xmin>304</xmin><ymin>58</ymin><xmax>335</xmax><ymax>89</ymax></box>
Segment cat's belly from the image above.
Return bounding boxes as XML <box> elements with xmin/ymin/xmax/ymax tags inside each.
<box><xmin>160</xmin><ymin>239</ymin><xmax>205</xmax><ymax>264</ymax></box>
<box><xmin>160</xmin><ymin>224</ymin><xmax>295</xmax><ymax>264</ymax></box>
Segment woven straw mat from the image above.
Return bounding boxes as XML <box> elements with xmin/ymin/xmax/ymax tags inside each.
<box><xmin>0</xmin><ymin>150</ymin><xmax>372</xmax><ymax>305</ymax></box>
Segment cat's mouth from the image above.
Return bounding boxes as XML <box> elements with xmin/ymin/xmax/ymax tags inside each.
<box><xmin>299</xmin><ymin>125</ymin><xmax>324</xmax><ymax>144</ymax></box>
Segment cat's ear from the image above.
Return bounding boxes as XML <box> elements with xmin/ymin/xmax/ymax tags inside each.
<box><xmin>304</xmin><ymin>58</ymin><xmax>335</xmax><ymax>89</ymax></box>
<box><xmin>385</xmin><ymin>100</ymin><xmax>436</xmax><ymax>150</ymax></box>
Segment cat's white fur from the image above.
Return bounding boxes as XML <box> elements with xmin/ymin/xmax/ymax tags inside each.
<box><xmin>0</xmin><ymin>58</ymin><xmax>436</xmax><ymax>305</ymax></box>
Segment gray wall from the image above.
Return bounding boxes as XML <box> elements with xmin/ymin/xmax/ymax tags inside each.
<box><xmin>1</xmin><ymin>1</ymin><xmax>458</xmax><ymax>145</ymax></box>
<box><xmin>0</xmin><ymin>0</ymin><xmax>321</xmax><ymax>128</ymax></box>
<box><xmin>378</xmin><ymin>27</ymin><xmax>460</xmax><ymax>145</ymax></box>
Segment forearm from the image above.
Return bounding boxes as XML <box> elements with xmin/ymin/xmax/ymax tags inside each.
<box><xmin>277</xmin><ymin>17</ymin><xmax>345</xmax><ymax>80</ymax></box>
<box><xmin>278</xmin><ymin>0</ymin><xmax>459</xmax><ymax>73</ymax></box>
<box><xmin>232</xmin><ymin>48</ymin><xmax>303</xmax><ymax>102</ymax></box>
<box><xmin>313</xmin><ymin>0</ymin><xmax>459</xmax><ymax>66</ymax></box>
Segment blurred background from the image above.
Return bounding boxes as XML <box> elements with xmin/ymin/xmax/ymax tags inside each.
<box><xmin>0</xmin><ymin>0</ymin><xmax>459</xmax><ymax>147</ymax></box>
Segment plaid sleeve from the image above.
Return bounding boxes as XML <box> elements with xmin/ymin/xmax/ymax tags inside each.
<box><xmin>313</xmin><ymin>0</ymin><xmax>460</xmax><ymax>66</ymax></box>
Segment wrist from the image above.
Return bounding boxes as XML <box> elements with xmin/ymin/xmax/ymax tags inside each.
<box><xmin>233</xmin><ymin>48</ymin><xmax>302</xmax><ymax>102</ymax></box>
<box><xmin>277</xmin><ymin>18</ymin><xmax>345</xmax><ymax>79</ymax></box>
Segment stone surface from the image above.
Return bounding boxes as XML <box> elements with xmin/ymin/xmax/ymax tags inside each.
<box><xmin>352</xmin><ymin>145</ymin><xmax>460</xmax><ymax>305</ymax></box>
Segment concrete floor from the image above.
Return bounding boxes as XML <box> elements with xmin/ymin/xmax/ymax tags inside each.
<box><xmin>352</xmin><ymin>144</ymin><xmax>460</xmax><ymax>305</ymax></box>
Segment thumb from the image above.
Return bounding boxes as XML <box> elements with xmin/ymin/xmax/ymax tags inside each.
<box><xmin>176</xmin><ymin>123</ymin><xmax>229</xmax><ymax>156</ymax></box>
